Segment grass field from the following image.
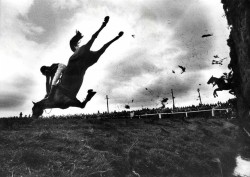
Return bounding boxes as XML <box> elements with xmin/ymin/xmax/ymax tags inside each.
<box><xmin>0</xmin><ymin>116</ymin><xmax>247</xmax><ymax>177</ymax></box>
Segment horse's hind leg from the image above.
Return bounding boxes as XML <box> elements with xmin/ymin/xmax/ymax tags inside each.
<box><xmin>93</xmin><ymin>16</ymin><xmax>109</xmax><ymax>38</ymax></box>
<box><xmin>97</xmin><ymin>31</ymin><xmax>124</xmax><ymax>56</ymax></box>
<box><xmin>86</xmin><ymin>16</ymin><xmax>110</xmax><ymax>49</ymax></box>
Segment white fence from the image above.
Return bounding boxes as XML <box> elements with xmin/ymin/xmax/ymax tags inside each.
<box><xmin>135</xmin><ymin>108</ymin><xmax>230</xmax><ymax>119</ymax></box>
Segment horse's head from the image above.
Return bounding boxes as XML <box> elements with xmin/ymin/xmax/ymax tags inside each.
<box><xmin>32</xmin><ymin>101</ymin><xmax>44</xmax><ymax>119</ymax></box>
<box><xmin>207</xmin><ymin>76</ymin><xmax>215</xmax><ymax>85</ymax></box>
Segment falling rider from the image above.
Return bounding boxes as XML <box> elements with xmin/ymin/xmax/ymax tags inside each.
<box><xmin>40</xmin><ymin>63</ymin><xmax>66</xmax><ymax>99</ymax></box>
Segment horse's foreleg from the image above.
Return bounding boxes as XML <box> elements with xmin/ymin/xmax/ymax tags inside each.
<box><xmin>229</xmin><ymin>89</ymin><xmax>234</xmax><ymax>95</ymax></box>
<box><xmin>96</xmin><ymin>31</ymin><xmax>124</xmax><ymax>56</ymax></box>
<box><xmin>86</xmin><ymin>16</ymin><xmax>110</xmax><ymax>48</ymax></box>
<box><xmin>80</xmin><ymin>89</ymin><xmax>96</xmax><ymax>108</ymax></box>
<box><xmin>213</xmin><ymin>88</ymin><xmax>220</xmax><ymax>97</ymax></box>
<box><xmin>65</xmin><ymin>90</ymin><xmax>96</xmax><ymax>109</ymax></box>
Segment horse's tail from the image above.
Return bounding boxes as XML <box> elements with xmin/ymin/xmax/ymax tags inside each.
<box><xmin>70</xmin><ymin>30</ymin><xmax>83</xmax><ymax>52</ymax></box>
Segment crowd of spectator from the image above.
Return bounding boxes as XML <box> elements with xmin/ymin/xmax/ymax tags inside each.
<box><xmin>0</xmin><ymin>99</ymin><xmax>237</xmax><ymax>131</ymax></box>
<box><xmin>78</xmin><ymin>100</ymin><xmax>235</xmax><ymax>119</ymax></box>
<box><xmin>1</xmin><ymin>99</ymin><xmax>236</xmax><ymax>120</ymax></box>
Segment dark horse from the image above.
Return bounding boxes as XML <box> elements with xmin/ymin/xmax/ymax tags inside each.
<box><xmin>207</xmin><ymin>75</ymin><xmax>234</xmax><ymax>97</ymax></box>
<box><xmin>32</xmin><ymin>16</ymin><xmax>123</xmax><ymax>118</ymax></box>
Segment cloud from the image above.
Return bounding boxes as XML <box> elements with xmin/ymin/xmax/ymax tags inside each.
<box><xmin>90</xmin><ymin>0</ymin><xmax>215</xmax><ymax>109</ymax></box>
<box><xmin>0</xmin><ymin>75</ymin><xmax>35</xmax><ymax>110</ymax></box>
<box><xmin>173</xmin><ymin>7</ymin><xmax>213</xmax><ymax>70</ymax></box>
<box><xmin>0</xmin><ymin>94</ymin><xmax>26</xmax><ymax>109</ymax></box>
<box><xmin>102</xmin><ymin>50</ymin><xmax>163</xmax><ymax>87</ymax></box>
<box><xmin>51</xmin><ymin>0</ymin><xmax>81</xmax><ymax>10</ymax></box>
<box><xmin>107</xmin><ymin>71</ymin><xmax>202</xmax><ymax>108</ymax></box>
<box><xmin>139</xmin><ymin>0</ymin><xmax>197</xmax><ymax>22</ymax></box>
<box><xmin>139</xmin><ymin>0</ymin><xmax>214</xmax><ymax>70</ymax></box>
<box><xmin>18</xmin><ymin>0</ymin><xmax>83</xmax><ymax>44</ymax></box>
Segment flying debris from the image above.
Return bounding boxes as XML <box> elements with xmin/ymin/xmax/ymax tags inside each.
<box><xmin>125</xmin><ymin>105</ymin><xmax>130</xmax><ymax>109</ymax></box>
<box><xmin>178</xmin><ymin>65</ymin><xmax>186</xmax><ymax>74</ymax></box>
<box><xmin>172</xmin><ymin>70</ymin><xmax>175</xmax><ymax>74</ymax></box>
<box><xmin>212</xmin><ymin>56</ymin><xmax>227</xmax><ymax>65</ymax></box>
<box><xmin>162</xmin><ymin>98</ymin><xmax>168</xmax><ymax>103</ymax></box>
<box><xmin>132</xmin><ymin>35</ymin><xmax>135</xmax><ymax>38</ymax></box>
<box><xmin>202</xmin><ymin>34</ymin><xmax>213</xmax><ymax>38</ymax></box>
<box><xmin>132</xmin><ymin>99</ymin><xmax>134</xmax><ymax>103</ymax></box>
<box><xmin>161</xmin><ymin>98</ymin><xmax>168</xmax><ymax>109</ymax></box>
<box><xmin>145</xmin><ymin>88</ymin><xmax>153</xmax><ymax>94</ymax></box>
<box><xmin>212</xmin><ymin>60</ymin><xmax>223</xmax><ymax>65</ymax></box>
<box><xmin>199</xmin><ymin>84</ymin><xmax>201</xmax><ymax>86</ymax></box>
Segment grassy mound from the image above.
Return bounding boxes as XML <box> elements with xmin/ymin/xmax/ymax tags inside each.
<box><xmin>0</xmin><ymin>117</ymin><xmax>242</xmax><ymax>177</ymax></box>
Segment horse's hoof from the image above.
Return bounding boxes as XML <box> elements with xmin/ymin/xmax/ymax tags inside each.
<box><xmin>118</xmin><ymin>31</ymin><xmax>124</xmax><ymax>37</ymax></box>
<box><xmin>86</xmin><ymin>89</ymin><xmax>96</xmax><ymax>101</ymax></box>
<box><xmin>104</xmin><ymin>16</ymin><xmax>109</xmax><ymax>23</ymax></box>
<box><xmin>88</xmin><ymin>89</ymin><xmax>93</xmax><ymax>93</ymax></box>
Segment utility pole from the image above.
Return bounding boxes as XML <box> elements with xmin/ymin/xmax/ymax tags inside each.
<box><xmin>171</xmin><ymin>89</ymin><xmax>175</xmax><ymax>111</ymax></box>
<box><xmin>197</xmin><ymin>88</ymin><xmax>202</xmax><ymax>105</ymax></box>
<box><xmin>106</xmin><ymin>95</ymin><xmax>109</xmax><ymax>113</ymax></box>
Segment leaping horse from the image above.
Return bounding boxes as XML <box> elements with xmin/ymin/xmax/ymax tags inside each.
<box><xmin>207</xmin><ymin>75</ymin><xmax>234</xmax><ymax>97</ymax></box>
<box><xmin>32</xmin><ymin>16</ymin><xmax>123</xmax><ymax>118</ymax></box>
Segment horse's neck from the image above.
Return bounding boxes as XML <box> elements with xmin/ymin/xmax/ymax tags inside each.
<box><xmin>213</xmin><ymin>77</ymin><xmax>221</xmax><ymax>83</ymax></box>
<box><xmin>39</xmin><ymin>99</ymin><xmax>54</xmax><ymax>109</ymax></box>
<box><xmin>216</xmin><ymin>77</ymin><xmax>227</xmax><ymax>86</ymax></box>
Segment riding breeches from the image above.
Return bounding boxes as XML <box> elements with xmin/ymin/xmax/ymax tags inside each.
<box><xmin>51</xmin><ymin>63</ymin><xmax>66</xmax><ymax>86</ymax></box>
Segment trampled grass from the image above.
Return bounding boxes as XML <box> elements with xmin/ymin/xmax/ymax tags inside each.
<box><xmin>0</xmin><ymin>117</ymin><xmax>242</xmax><ymax>177</ymax></box>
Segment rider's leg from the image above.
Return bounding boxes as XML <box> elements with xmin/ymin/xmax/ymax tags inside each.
<box><xmin>85</xmin><ymin>16</ymin><xmax>110</xmax><ymax>50</ymax></box>
<box><xmin>95</xmin><ymin>31</ymin><xmax>124</xmax><ymax>57</ymax></box>
<box><xmin>47</xmin><ymin>64</ymin><xmax>66</xmax><ymax>100</ymax></box>
<box><xmin>47</xmin><ymin>85</ymin><xmax>57</xmax><ymax>100</ymax></box>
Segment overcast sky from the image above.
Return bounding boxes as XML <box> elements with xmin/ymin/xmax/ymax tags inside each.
<box><xmin>0</xmin><ymin>0</ymin><xmax>235</xmax><ymax>117</ymax></box>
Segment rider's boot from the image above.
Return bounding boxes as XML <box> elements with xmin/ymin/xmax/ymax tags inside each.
<box><xmin>47</xmin><ymin>85</ymin><xmax>56</xmax><ymax>100</ymax></box>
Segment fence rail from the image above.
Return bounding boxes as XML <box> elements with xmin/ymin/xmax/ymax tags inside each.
<box><xmin>135</xmin><ymin>108</ymin><xmax>230</xmax><ymax>119</ymax></box>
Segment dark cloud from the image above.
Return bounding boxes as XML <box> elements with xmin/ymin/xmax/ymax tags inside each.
<box><xmin>95</xmin><ymin>0</ymin><xmax>215</xmax><ymax>109</ymax></box>
<box><xmin>18</xmin><ymin>0</ymin><xmax>83</xmax><ymax>43</ymax></box>
<box><xmin>0</xmin><ymin>75</ymin><xmax>35</xmax><ymax>110</ymax></box>
<box><xmin>173</xmin><ymin>8</ymin><xmax>213</xmax><ymax>70</ymax></box>
<box><xmin>101</xmin><ymin>51</ymin><xmax>163</xmax><ymax>92</ymax></box>
<box><xmin>140</xmin><ymin>0</ymin><xmax>197</xmax><ymax>22</ymax></box>
<box><xmin>0</xmin><ymin>93</ymin><xmax>26</xmax><ymax>109</ymax></box>
<box><xmin>129</xmin><ymin>75</ymin><xmax>195</xmax><ymax>107</ymax></box>
<box><xmin>139</xmin><ymin>0</ymin><xmax>213</xmax><ymax>70</ymax></box>
<box><xmin>102</xmin><ymin>70</ymin><xmax>205</xmax><ymax>108</ymax></box>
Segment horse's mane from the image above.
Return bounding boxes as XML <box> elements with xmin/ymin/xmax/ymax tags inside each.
<box><xmin>70</xmin><ymin>30</ymin><xmax>83</xmax><ymax>52</ymax></box>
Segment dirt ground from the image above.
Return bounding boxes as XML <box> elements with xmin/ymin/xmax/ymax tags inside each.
<box><xmin>0</xmin><ymin>116</ymin><xmax>248</xmax><ymax>177</ymax></box>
